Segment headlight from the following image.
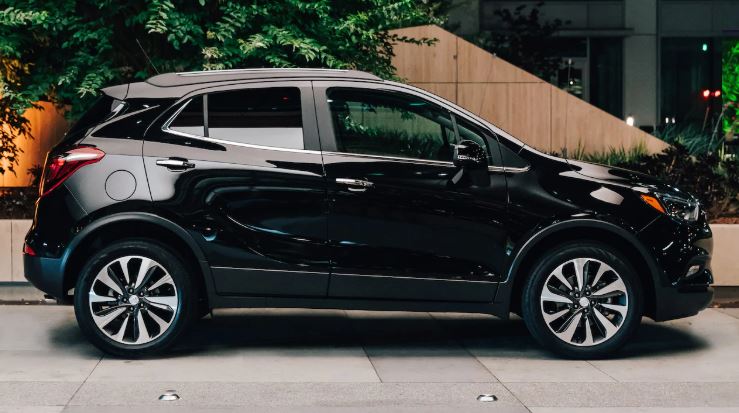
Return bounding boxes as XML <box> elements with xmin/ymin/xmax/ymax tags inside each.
<box><xmin>639</xmin><ymin>192</ymin><xmax>700</xmax><ymax>222</ymax></box>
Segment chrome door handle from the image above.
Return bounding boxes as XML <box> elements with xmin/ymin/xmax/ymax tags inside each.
<box><xmin>336</xmin><ymin>178</ymin><xmax>374</xmax><ymax>192</ymax></box>
<box><xmin>156</xmin><ymin>158</ymin><xmax>195</xmax><ymax>170</ymax></box>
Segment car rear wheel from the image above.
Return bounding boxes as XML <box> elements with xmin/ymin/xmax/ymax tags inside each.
<box><xmin>74</xmin><ymin>239</ymin><xmax>196</xmax><ymax>357</ymax></box>
<box><xmin>521</xmin><ymin>242</ymin><xmax>643</xmax><ymax>359</ymax></box>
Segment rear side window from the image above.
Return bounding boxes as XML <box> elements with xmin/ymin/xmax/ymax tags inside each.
<box><xmin>167</xmin><ymin>87</ymin><xmax>304</xmax><ymax>150</ymax></box>
<box><xmin>65</xmin><ymin>95</ymin><xmax>123</xmax><ymax>141</ymax></box>
<box><xmin>169</xmin><ymin>95</ymin><xmax>204</xmax><ymax>136</ymax></box>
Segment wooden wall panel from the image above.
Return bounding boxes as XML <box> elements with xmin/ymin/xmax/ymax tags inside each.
<box><xmin>2</xmin><ymin>102</ymin><xmax>67</xmax><ymax>187</ymax></box>
<box><xmin>392</xmin><ymin>25</ymin><xmax>456</xmax><ymax>83</ymax></box>
<box><xmin>392</xmin><ymin>25</ymin><xmax>668</xmax><ymax>156</ymax></box>
<box><xmin>410</xmin><ymin>83</ymin><xmax>457</xmax><ymax>103</ymax></box>
<box><xmin>457</xmin><ymin>83</ymin><xmax>510</xmax><ymax>131</ymax></box>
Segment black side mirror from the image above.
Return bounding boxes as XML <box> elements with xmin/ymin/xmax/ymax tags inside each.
<box><xmin>453</xmin><ymin>140</ymin><xmax>488</xmax><ymax>169</ymax></box>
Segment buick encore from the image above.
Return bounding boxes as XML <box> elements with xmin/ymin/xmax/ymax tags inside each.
<box><xmin>23</xmin><ymin>68</ymin><xmax>713</xmax><ymax>358</ymax></box>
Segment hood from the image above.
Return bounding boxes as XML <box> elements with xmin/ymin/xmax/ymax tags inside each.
<box><xmin>564</xmin><ymin>159</ymin><xmax>678</xmax><ymax>194</ymax></box>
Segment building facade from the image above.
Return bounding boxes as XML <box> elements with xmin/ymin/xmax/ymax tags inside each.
<box><xmin>448</xmin><ymin>0</ymin><xmax>739</xmax><ymax>131</ymax></box>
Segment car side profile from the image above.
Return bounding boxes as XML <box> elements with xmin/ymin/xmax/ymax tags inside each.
<box><xmin>23</xmin><ymin>68</ymin><xmax>713</xmax><ymax>358</ymax></box>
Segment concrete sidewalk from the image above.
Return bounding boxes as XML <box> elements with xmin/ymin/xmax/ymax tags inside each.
<box><xmin>0</xmin><ymin>305</ymin><xmax>738</xmax><ymax>412</ymax></box>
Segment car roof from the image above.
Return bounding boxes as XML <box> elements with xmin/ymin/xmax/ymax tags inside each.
<box><xmin>146</xmin><ymin>68</ymin><xmax>381</xmax><ymax>87</ymax></box>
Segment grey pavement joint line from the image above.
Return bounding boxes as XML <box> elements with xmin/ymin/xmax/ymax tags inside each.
<box><xmin>65</xmin><ymin>355</ymin><xmax>103</xmax><ymax>408</ymax></box>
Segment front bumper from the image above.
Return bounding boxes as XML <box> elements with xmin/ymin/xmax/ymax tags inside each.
<box><xmin>653</xmin><ymin>282</ymin><xmax>714</xmax><ymax>321</ymax></box>
<box><xmin>24</xmin><ymin>253</ymin><xmax>66</xmax><ymax>299</ymax></box>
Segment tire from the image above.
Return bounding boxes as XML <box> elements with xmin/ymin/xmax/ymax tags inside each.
<box><xmin>521</xmin><ymin>241</ymin><xmax>643</xmax><ymax>359</ymax></box>
<box><xmin>74</xmin><ymin>239</ymin><xmax>197</xmax><ymax>357</ymax></box>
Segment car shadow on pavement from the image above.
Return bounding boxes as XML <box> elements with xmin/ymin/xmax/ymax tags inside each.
<box><xmin>47</xmin><ymin>309</ymin><xmax>708</xmax><ymax>359</ymax></box>
<box><xmin>163</xmin><ymin>311</ymin><xmax>708</xmax><ymax>360</ymax></box>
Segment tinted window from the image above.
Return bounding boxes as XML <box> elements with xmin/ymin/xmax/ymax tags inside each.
<box><xmin>65</xmin><ymin>95</ymin><xmax>121</xmax><ymax>142</ymax></box>
<box><xmin>328</xmin><ymin>89</ymin><xmax>455</xmax><ymax>161</ymax></box>
<box><xmin>208</xmin><ymin>87</ymin><xmax>303</xmax><ymax>149</ymax></box>
<box><xmin>170</xmin><ymin>95</ymin><xmax>204</xmax><ymax>136</ymax></box>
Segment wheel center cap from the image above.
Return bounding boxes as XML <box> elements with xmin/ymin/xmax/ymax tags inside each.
<box><xmin>128</xmin><ymin>295</ymin><xmax>140</xmax><ymax>306</ymax></box>
<box><xmin>578</xmin><ymin>297</ymin><xmax>590</xmax><ymax>307</ymax></box>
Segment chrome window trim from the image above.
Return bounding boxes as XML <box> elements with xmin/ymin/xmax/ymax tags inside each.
<box><xmin>160</xmin><ymin>98</ymin><xmax>321</xmax><ymax>155</ymax></box>
<box><xmin>321</xmin><ymin>151</ymin><xmax>454</xmax><ymax>166</ymax></box>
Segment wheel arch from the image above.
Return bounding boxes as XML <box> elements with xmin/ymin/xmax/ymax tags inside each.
<box><xmin>61</xmin><ymin>212</ymin><xmax>214</xmax><ymax>307</ymax></box>
<box><xmin>498</xmin><ymin>219</ymin><xmax>660</xmax><ymax>319</ymax></box>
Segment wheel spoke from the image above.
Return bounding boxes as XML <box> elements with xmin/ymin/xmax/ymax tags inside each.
<box><xmin>145</xmin><ymin>295</ymin><xmax>178</xmax><ymax>311</ymax></box>
<box><xmin>541</xmin><ymin>285</ymin><xmax>573</xmax><ymax>305</ymax></box>
<box><xmin>573</xmin><ymin>258</ymin><xmax>586</xmax><ymax>292</ymax></box>
<box><xmin>600</xmin><ymin>303</ymin><xmax>627</xmax><ymax>318</ymax></box>
<box><xmin>134</xmin><ymin>310</ymin><xmax>151</xmax><ymax>344</ymax></box>
<box><xmin>591</xmin><ymin>277</ymin><xmax>626</xmax><ymax>298</ymax></box>
<box><xmin>551</xmin><ymin>264</ymin><xmax>574</xmax><ymax>291</ymax></box>
<box><xmin>147</xmin><ymin>273</ymin><xmax>174</xmax><ymax>292</ymax></box>
<box><xmin>543</xmin><ymin>308</ymin><xmax>570</xmax><ymax>325</ymax></box>
<box><xmin>133</xmin><ymin>258</ymin><xmax>155</xmax><ymax>290</ymax></box>
<box><xmin>147</xmin><ymin>309</ymin><xmax>171</xmax><ymax>331</ymax></box>
<box><xmin>117</xmin><ymin>257</ymin><xmax>133</xmax><ymax>285</ymax></box>
<box><xmin>589</xmin><ymin>262</ymin><xmax>612</xmax><ymax>288</ymax></box>
<box><xmin>556</xmin><ymin>311</ymin><xmax>582</xmax><ymax>343</ymax></box>
<box><xmin>92</xmin><ymin>306</ymin><xmax>127</xmax><ymax>329</ymax></box>
<box><xmin>582</xmin><ymin>316</ymin><xmax>595</xmax><ymax>346</ymax></box>
<box><xmin>112</xmin><ymin>313</ymin><xmax>130</xmax><ymax>342</ymax></box>
<box><xmin>592</xmin><ymin>306</ymin><xmax>619</xmax><ymax>338</ymax></box>
<box><xmin>89</xmin><ymin>291</ymin><xmax>117</xmax><ymax>305</ymax></box>
<box><xmin>95</xmin><ymin>268</ymin><xmax>123</xmax><ymax>296</ymax></box>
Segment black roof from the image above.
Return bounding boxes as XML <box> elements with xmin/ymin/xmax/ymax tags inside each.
<box><xmin>146</xmin><ymin>68</ymin><xmax>381</xmax><ymax>87</ymax></box>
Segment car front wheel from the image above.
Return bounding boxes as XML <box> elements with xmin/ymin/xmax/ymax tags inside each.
<box><xmin>521</xmin><ymin>242</ymin><xmax>643</xmax><ymax>359</ymax></box>
<box><xmin>74</xmin><ymin>239</ymin><xmax>196</xmax><ymax>357</ymax></box>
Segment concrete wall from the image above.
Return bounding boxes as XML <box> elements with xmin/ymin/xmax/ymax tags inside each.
<box><xmin>0</xmin><ymin>219</ymin><xmax>31</xmax><ymax>282</ymax></box>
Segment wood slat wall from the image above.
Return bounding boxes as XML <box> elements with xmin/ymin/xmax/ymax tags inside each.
<box><xmin>1</xmin><ymin>102</ymin><xmax>68</xmax><ymax>187</ymax></box>
<box><xmin>391</xmin><ymin>25</ymin><xmax>668</xmax><ymax>155</ymax></box>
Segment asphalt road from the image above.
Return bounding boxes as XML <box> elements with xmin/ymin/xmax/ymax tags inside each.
<box><xmin>0</xmin><ymin>304</ymin><xmax>738</xmax><ymax>412</ymax></box>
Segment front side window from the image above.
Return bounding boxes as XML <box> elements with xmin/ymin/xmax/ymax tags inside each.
<box><xmin>328</xmin><ymin>89</ymin><xmax>455</xmax><ymax>162</ymax></box>
<box><xmin>168</xmin><ymin>87</ymin><xmax>304</xmax><ymax>150</ymax></box>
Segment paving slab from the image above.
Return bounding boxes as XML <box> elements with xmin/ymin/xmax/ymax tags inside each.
<box><xmin>530</xmin><ymin>408</ymin><xmax>739</xmax><ymax>413</ymax></box>
<box><xmin>508</xmin><ymin>382</ymin><xmax>739</xmax><ymax>408</ymax></box>
<box><xmin>89</xmin><ymin>346</ymin><xmax>379</xmax><ymax>383</ymax></box>
<box><xmin>0</xmin><ymin>381</ymin><xmax>80</xmax><ymax>407</ymax></box>
<box><xmin>68</xmin><ymin>382</ymin><xmax>525</xmax><ymax>409</ymax></box>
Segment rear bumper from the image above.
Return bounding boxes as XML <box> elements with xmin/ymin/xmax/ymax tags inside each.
<box><xmin>24</xmin><ymin>254</ymin><xmax>66</xmax><ymax>299</ymax></box>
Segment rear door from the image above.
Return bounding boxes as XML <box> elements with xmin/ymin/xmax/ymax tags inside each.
<box><xmin>313</xmin><ymin>81</ymin><xmax>510</xmax><ymax>302</ymax></box>
<box><xmin>143</xmin><ymin>81</ymin><xmax>330</xmax><ymax>297</ymax></box>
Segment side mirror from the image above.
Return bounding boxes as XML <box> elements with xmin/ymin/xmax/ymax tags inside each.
<box><xmin>453</xmin><ymin>140</ymin><xmax>488</xmax><ymax>169</ymax></box>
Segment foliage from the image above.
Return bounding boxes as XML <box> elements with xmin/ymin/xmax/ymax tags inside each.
<box><xmin>723</xmin><ymin>39</ymin><xmax>739</xmax><ymax>141</ymax></box>
<box><xmin>562</xmin><ymin>143</ymin><xmax>739</xmax><ymax>221</ymax></box>
<box><xmin>0</xmin><ymin>164</ymin><xmax>39</xmax><ymax>219</ymax></box>
<box><xmin>654</xmin><ymin>124</ymin><xmax>725</xmax><ymax>156</ymax></box>
<box><xmin>565</xmin><ymin>142</ymin><xmax>648</xmax><ymax>166</ymax></box>
<box><xmin>0</xmin><ymin>0</ymin><xmax>442</xmax><ymax>175</ymax></box>
<box><xmin>471</xmin><ymin>1</ymin><xmax>568</xmax><ymax>80</ymax></box>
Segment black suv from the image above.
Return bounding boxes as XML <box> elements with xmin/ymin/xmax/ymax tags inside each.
<box><xmin>24</xmin><ymin>69</ymin><xmax>713</xmax><ymax>358</ymax></box>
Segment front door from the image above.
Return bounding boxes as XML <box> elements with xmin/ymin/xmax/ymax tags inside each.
<box><xmin>143</xmin><ymin>82</ymin><xmax>329</xmax><ymax>297</ymax></box>
<box><xmin>313</xmin><ymin>82</ymin><xmax>509</xmax><ymax>302</ymax></box>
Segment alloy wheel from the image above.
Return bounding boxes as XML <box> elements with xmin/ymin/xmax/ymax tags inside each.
<box><xmin>88</xmin><ymin>255</ymin><xmax>179</xmax><ymax>345</ymax></box>
<box><xmin>539</xmin><ymin>258</ymin><xmax>629</xmax><ymax>347</ymax></box>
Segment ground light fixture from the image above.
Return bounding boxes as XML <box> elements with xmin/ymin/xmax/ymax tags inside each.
<box><xmin>626</xmin><ymin>115</ymin><xmax>635</xmax><ymax>126</ymax></box>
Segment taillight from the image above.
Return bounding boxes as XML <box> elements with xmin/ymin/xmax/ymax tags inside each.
<box><xmin>39</xmin><ymin>146</ymin><xmax>105</xmax><ymax>197</ymax></box>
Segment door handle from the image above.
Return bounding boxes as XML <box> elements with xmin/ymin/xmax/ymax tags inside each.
<box><xmin>156</xmin><ymin>158</ymin><xmax>195</xmax><ymax>170</ymax></box>
<box><xmin>336</xmin><ymin>178</ymin><xmax>374</xmax><ymax>192</ymax></box>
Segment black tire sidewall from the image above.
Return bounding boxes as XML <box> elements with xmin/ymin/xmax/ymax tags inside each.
<box><xmin>74</xmin><ymin>239</ymin><xmax>196</xmax><ymax>358</ymax></box>
<box><xmin>521</xmin><ymin>241</ymin><xmax>643</xmax><ymax>359</ymax></box>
